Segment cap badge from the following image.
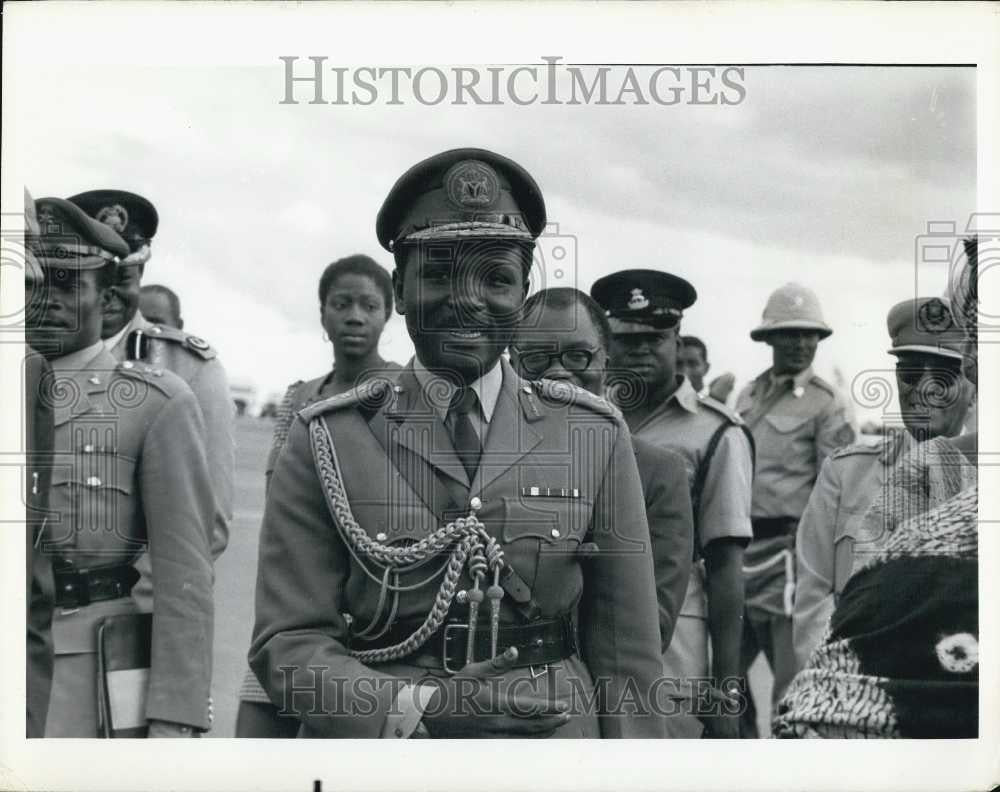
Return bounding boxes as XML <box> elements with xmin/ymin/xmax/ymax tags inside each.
<box><xmin>628</xmin><ymin>288</ymin><xmax>649</xmax><ymax>311</ymax></box>
<box><xmin>96</xmin><ymin>204</ymin><xmax>129</xmax><ymax>234</ymax></box>
<box><xmin>917</xmin><ymin>298</ymin><xmax>953</xmax><ymax>333</ymax></box>
<box><xmin>792</xmin><ymin>295</ymin><xmax>804</xmax><ymax>308</ymax></box>
<box><xmin>445</xmin><ymin>160</ymin><xmax>500</xmax><ymax>210</ymax></box>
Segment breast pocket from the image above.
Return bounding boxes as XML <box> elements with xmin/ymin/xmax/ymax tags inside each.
<box><xmin>762</xmin><ymin>413</ymin><xmax>814</xmax><ymax>463</ymax></box>
<box><xmin>499</xmin><ymin>495</ymin><xmax>594</xmax><ymax>602</ymax></box>
<box><xmin>48</xmin><ymin>451</ymin><xmax>138</xmax><ymax>556</ymax></box>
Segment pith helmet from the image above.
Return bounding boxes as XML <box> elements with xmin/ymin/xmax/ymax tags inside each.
<box><xmin>750</xmin><ymin>282</ymin><xmax>832</xmax><ymax>341</ymax></box>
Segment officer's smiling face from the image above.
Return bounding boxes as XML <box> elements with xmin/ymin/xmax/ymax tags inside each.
<box><xmin>26</xmin><ymin>266</ymin><xmax>111</xmax><ymax>359</ymax></box>
<box><xmin>394</xmin><ymin>240</ymin><xmax>529</xmax><ymax>384</ymax></box>
<box><xmin>102</xmin><ymin>262</ymin><xmax>144</xmax><ymax>339</ymax></box>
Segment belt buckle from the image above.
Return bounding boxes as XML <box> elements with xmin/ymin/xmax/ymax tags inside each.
<box><xmin>441</xmin><ymin>622</ymin><xmax>470</xmax><ymax>675</ymax></box>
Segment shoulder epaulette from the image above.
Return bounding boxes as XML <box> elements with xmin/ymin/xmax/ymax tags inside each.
<box><xmin>298</xmin><ymin>378</ymin><xmax>391</xmax><ymax>422</ymax></box>
<box><xmin>699</xmin><ymin>394</ymin><xmax>744</xmax><ymax>425</ymax></box>
<box><xmin>831</xmin><ymin>440</ymin><xmax>883</xmax><ymax>459</ymax></box>
<box><xmin>141</xmin><ymin>324</ymin><xmax>218</xmax><ymax>361</ymax></box>
<box><xmin>533</xmin><ymin>378</ymin><xmax>617</xmax><ymax>418</ymax></box>
<box><xmin>808</xmin><ymin>374</ymin><xmax>836</xmax><ymax>398</ymax></box>
<box><xmin>115</xmin><ymin>359</ymin><xmax>185</xmax><ymax>398</ymax></box>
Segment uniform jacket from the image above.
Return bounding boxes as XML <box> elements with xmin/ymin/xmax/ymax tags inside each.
<box><xmin>792</xmin><ymin>432</ymin><xmax>913</xmax><ymax>669</ymax></box>
<box><xmin>46</xmin><ymin>345</ymin><xmax>215</xmax><ymax>729</ymax></box>
<box><xmin>736</xmin><ymin>367</ymin><xmax>855</xmax><ymax>520</ymax></box>
<box><xmin>25</xmin><ymin>347</ymin><xmax>55</xmax><ymax>738</ymax></box>
<box><xmin>633</xmin><ymin>437</ymin><xmax>694</xmax><ymax>652</ymax></box>
<box><xmin>250</xmin><ymin>358</ymin><xmax>665</xmax><ymax>738</ymax></box>
<box><xmin>265</xmin><ymin>364</ymin><xmax>403</xmax><ymax>484</ymax></box>
<box><xmin>623</xmin><ymin>377</ymin><xmax>753</xmax><ymax>620</ymax></box>
<box><xmin>109</xmin><ymin>312</ymin><xmax>234</xmax><ymax>557</ymax></box>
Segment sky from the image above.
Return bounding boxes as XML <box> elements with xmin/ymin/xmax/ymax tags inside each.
<box><xmin>9</xmin><ymin>61</ymin><xmax>977</xmax><ymax>422</ymax></box>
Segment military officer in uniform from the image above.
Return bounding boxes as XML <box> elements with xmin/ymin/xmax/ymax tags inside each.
<box><xmin>591</xmin><ymin>270</ymin><xmax>753</xmax><ymax>739</ymax></box>
<box><xmin>26</xmin><ymin>197</ymin><xmax>214</xmax><ymax>737</ymax></box>
<box><xmin>24</xmin><ymin>190</ymin><xmax>55</xmax><ymax>738</ymax></box>
<box><xmin>510</xmin><ymin>286</ymin><xmax>695</xmax><ymax>653</ymax></box>
<box><xmin>735</xmin><ymin>282</ymin><xmax>855</xmax><ymax>736</ymax></box>
<box><xmin>792</xmin><ymin>296</ymin><xmax>974</xmax><ymax>668</ymax></box>
<box><xmin>250</xmin><ymin>149</ymin><xmax>666</xmax><ymax>738</ymax></box>
<box><xmin>68</xmin><ymin>189</ymin><xmax>234</xmax><ymax>562</ymax></box>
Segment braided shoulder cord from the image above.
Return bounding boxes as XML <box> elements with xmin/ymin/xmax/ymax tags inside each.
<box><xmin>308</xmin><ymin>415</ymin><xmax>501</xmax><ymax>664</ymax></box>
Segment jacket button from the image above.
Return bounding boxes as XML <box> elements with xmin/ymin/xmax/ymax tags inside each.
<box><xmin>122</xmin><ymin>361</ymin><xmax>134</xmax><ymax>370</ymax></box>
<box><xmin>550</xmin><ymin>528</ymin><xmax>561</xmax><ymax>539</ymax></box>
<box><xmin>376</xmin><ymin>532</ymin><xmax>387</xmax><ymax>542</ymax></box>
<box><xmin>469</xmin><ymin>496</ymin><xmax>482</xmax><ymax>511</ymax></box>
<box><xmin>82</xmin><ymin>444</ymin><xmax>94</xmax><ymax>453</ymax></box>
<box><xmin>88</xmin><ymin>376</ymin><xmax>100</xmax><ymax>385</ymax></box>
<box><xmin>86</xmin><ymin>476</ymin><xmax>101</xmax><ymax>487</ymax></box>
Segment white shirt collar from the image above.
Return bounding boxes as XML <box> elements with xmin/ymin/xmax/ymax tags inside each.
<box><xmin>412</xmin><ymin>356</ymin><xmax>503</xmax><ymax>424</ymax></box>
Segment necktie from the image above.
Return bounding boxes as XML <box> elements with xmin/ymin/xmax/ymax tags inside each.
<box><xmin>447</xmin><ymin>387</ymin><xmax>482</xmax><ymax>480</ymax></box>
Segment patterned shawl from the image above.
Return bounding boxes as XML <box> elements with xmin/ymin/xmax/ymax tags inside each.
<box><xmin>774</xmin><ymin>436</ymin><xmax>978</xmax><ymax>738</ymax></box>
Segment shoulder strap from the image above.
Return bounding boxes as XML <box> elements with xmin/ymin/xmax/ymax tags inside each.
<box><xmin>691</xmin><ymin>422</ymin><xmax>755</xmax><ymax>532</ymax></box>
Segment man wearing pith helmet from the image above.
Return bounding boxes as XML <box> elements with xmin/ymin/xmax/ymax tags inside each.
<box><xmin>591</xmin><ymin>269</ymin><xmax>754</xmax><ymax>739</ymax></box>
<box><xmin>792</xmin><ymin>296</ymin><xmax>974</xmax><ymax>669</ymax></box>
<box><xmin>68</xmin><ymin>189</ymin><xmax>234</xmax><ymax>580</ymax></box>
<box><xmin>735</xmin><ymin>282</ymin><xmax>855</xmax><ymax>736</ymax></box>
<box><xmin>250</xmin><ymin>149</ymin><xmax>665</xmax><ymax>738</ymax></box>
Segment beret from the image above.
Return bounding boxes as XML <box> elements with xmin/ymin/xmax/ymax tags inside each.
<box><xmin>376</xmin><ymin>148</ymin><xmax>546</xmax><ymax>252</ymax></box>
<box><xmin>31</xmin><ymin>197</ymin><xmax>129</xmax><ymax>269</ymax></box>
<box><xmin>590</xmin><ymin>269</ymin><xmax>696</xmax><ymax>333</ymax></box>
<box><xmin>886</xmin><ymin>297</ymin><xmax>965</xmax><ymax>361</ymax></box>
<box><xmin>68</xmin><ymin>189</ymin><xmax>158</xmax><ymax>255</ymax></box>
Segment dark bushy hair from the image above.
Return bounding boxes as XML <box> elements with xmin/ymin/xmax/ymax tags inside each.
<box><xmin>680</xmin><ymin>335</ymin><xmax>708</xmax><ymax>361</ymax></box>
<box><xmin>521</xmin><ymin>287</ymin><xmax>611</xmax><ymax>350</ymax></box>
<box><xmin>318</xmin><ymin>255</ymin><xmax>393</xmax><ymax>319</ymax></box>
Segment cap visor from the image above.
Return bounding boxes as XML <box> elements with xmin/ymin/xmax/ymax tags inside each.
<box><xmin>887</xmin><ymin>345</ymin><xmax>965</xmax><ymax>361</ymax></box>
<box><xmin>401</xmin><ymin>221</ymin><xmax>532</xmax><ymax>245</ymax></box>
<box><xmin>608</xmin><ymin>317</ymin><xmax>664</xmax><ymax>334</ymax></box>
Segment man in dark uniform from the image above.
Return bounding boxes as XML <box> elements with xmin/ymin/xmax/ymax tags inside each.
<box><xmin>251</xmin><ymin>149</ymin><xmax>666</xmax><ymax>738</ymax></box>
<box><xmin>591</xmin><ymin>270</ymin><xmax>753</xmax><ymax>739</ymax></box>
<box><xmin>26</xmin><ymin>197</ymin><xmax>214</xmax><ymax>737</ymax></box>
<box><xmin>510</xmin><ymin>286</ymin><xmax>694</xmax><ymax>653</ymax></box>
<box><xmin>68</xmin><ymin>190</ymin><xmax>234</xmax><ymax>563</ymax></box>
<box><xmin>24</xmin><ymin>189</ymin><xmax>55</xmax><ymax>737</ymax></box>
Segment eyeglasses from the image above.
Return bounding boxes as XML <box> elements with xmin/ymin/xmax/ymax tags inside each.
<box><xmin>511</xmin><ymin>346</ymin><xmax>599</xmax><ymax>376</ymax></box>
<box><xmin>895</xmin><ymin>361</ymin><xmax>963</xmax><ymax>388</ymax></box>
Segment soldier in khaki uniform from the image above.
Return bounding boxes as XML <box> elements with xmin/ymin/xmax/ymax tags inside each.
<box><xmin>26</xmin><ymin>197</ymin><xmax>214</xmax><ymax>737</ymax></box>
<box><xmin>793</xmin><ymin>296</ymin><xmax>974</xmax><ymax>668</ymax></box>
<box><xmin>251</xmin><ymin>149</ymin><xmax>665</xmax><ymax>738</ymax></box>
<box><xmin>735</xmin><ymin>282</ymin><xmax>855</xmax><ymax>736</ymax></box>
<box><xmin>591</xmin><ymin>270</ymin><xmax>753</xmax><ymax>739</ymax></box>
<box><xmin>68</xmin><ymin>190</ymin><xmax>234</xmax><ymax>562</ymax></box>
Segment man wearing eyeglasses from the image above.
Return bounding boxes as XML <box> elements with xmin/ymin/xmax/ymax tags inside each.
<box><xmin>589</xmin><ymin>270</ymin><xmax>754</xmax><ymax>739</ymax></box>
<box><xmin>792</xmin><ymin>296</ymin><xmax>974</xmax><ymax>669</ymax></box>
<box><xmin>510</xmin><ymin>287</ymin><xmax>695</xmax><ymax>665</ymax></box>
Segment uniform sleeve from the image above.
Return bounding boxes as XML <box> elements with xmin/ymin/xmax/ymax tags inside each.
<box><xmin>140</xmin><ymin>386</ymin><xmax>215</xmax><ymax>729</ymax></box>
<box><xmin>187</xmin><ymin>358</ymin><xmax>235</xmax><ymax>559</ymax></box>
<box><xmin>249</xmin><ymin>416</ymin><xmax>399</xmax><ymax>738</ymax></box>
<box><xmin>697</xmin><ymin>424</ymin><xmax>753</xmax><ymax>548</ymax></box>
<box><xmin>815</xmin><ymin>393</ymin><xmax>855</xmax><ymax>469</ymax></box>
<box><xmin>792</xmin><ymin>456</ymin><xmax>841</xmax><ymax>670</ymax></box>
<box><xmin>636</xmin><ymin>443</ymin><xmax>694</xmax><ymax>653</ymax></box>
<box><xmin>579</xmin><ymin>421</ymin><xmax>665</xmax><ymax>738</ymax></box>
